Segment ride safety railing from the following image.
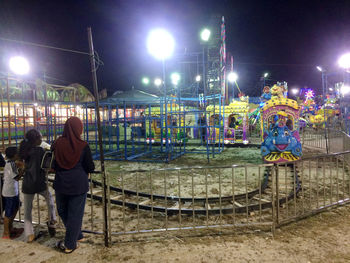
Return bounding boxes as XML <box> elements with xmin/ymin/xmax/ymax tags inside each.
<box><xmin>4</xmin><ymin>131</ymin><xmax>350</xmax><ymax>246</ymax></box>
<box><xmin>275</xmin><ymin>150</ymin><xmax>350</xmax><ymax>226</ymax></box>
<box><xmin>3</xmin><ymin>149</ymin><xmax>350</xmax><ymax>245</ymax></box>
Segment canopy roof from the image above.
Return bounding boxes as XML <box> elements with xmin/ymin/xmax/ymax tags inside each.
<box><xmin>102</xmin><ymin>89</ymin><xmax>160</xmax><ymax>104</ymax></box>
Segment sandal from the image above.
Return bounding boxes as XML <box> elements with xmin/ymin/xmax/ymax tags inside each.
<box><xmin>27</xmin><ymin>234</ymin><xmax>35</xmax><ymax>243</ymax></box>
<box><xmin>77</xmin><ymin>237</ymin><xmax>87</xmax><ymax>243</ymax></box>
<box><xmin>55</xmin><ymin>240</ymin><xmax>79</xmax><ymax>254</ymax></box>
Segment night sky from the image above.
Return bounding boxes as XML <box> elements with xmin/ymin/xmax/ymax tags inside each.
<box><xmin>0</xmin><ymin>0</ymin><xmax>349</xmax><ymax>97</ymax></box>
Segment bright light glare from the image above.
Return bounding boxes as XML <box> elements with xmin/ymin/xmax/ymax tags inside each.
<box><xmin>341</xmin><ymin>85</ymin><xmax>350</xmax><ymax>95</ymax></box>
<box><xmin>291</xmin><ymin>88</ymin><xmax>299</xmax><ymax>95</ymax></box>
<box><xmin>142</xmin><ymin>77</ymin><xmax>150</xmax><ymax>85</ymax></box>
<box><xmin>316</xmin><ymin>66</ymin><xmax>323</xmax><ymax>72</ymax></box>
<box><xmin>264</xmin><ymin>73</ymin><xmax>269</xmax><ymax>78</ymax></box>
<box><xmin>338</xmin><ymin>53</ymin><xmax>350</xmax><ymax>70</ymax></box>
<box><xmin>147</xmin><ymin>29</ymin><xmax>175</xmax><ymax>60</ymax></box>
<box><xmin>171</xmin><ymin>72</ymin><xmax>180</xmax><ymax>85</ymax></box>
<box><xmin>9</xmin><ymin>56</ymin><xmax>30</xmax><ymax>75</ymax></box>
<box><xmin>195</xmin><ymin>75</ymin><xmax>201</xmax><ymax>82</ymax></box>
<box><xmin>227</xmin><ymin>72</ymin><xmax>238</xmax><ymax>83</ymax></box>
<box><xmin>329</xmin><ymin>88</ymin><xmax>333</xmax><ymax>91</ymax></box>
<box><xmin>154</xmin><ymin>78</ymin><xmax>162</xmax><ymax>86</ymax></box>
<box><xmin>200</xmin><ymin>28</ymin><xmax>211</xmax><ymax>42</ymax></box>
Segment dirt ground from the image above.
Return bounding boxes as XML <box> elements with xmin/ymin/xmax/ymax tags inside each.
<box><xmin>0</xmin><ymin>204</ymin><xmax>350</xmax><ymax>263</ymax></box>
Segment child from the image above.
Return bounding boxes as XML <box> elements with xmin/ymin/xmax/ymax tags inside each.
<box><xmin>2</xmin><ymin>146</ymin><xmax>23</xmax><ymax>239</ymax></box>
<box><xmin>19</xmin><ymin>129</ymin><xmax>57</xmax><ymax>243</ymax></box>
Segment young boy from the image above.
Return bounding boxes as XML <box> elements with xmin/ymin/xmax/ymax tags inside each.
<box><xmin>2</xmin><ymin>146</ymin><xmax>23</xmax><ymax>239</ymax></box>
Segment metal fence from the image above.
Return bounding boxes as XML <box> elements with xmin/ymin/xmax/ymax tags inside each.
<box><xmin>4</xmin><ymin>129</ymin><xmax>350</xmax><ymax>245</ymax></box>
<box><xmin>301</xmin><ymin>127</ymin><xmax>328</xmax><ymax>152</ymax></box>
<box><xmin>275</xmin><ymin>151</ymin><xmax>350</xmax><ymax>226</ymax></box>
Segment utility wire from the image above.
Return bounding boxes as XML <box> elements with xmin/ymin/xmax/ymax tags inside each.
<box><xmin>44</xmin><ymin>75</ymin><xmax>71</xmax><ymax>85</ymax></box>
<box><xmin>0</xmin><ymin>36</ymin><xmax>90</xmax><ymax>55</ymax></box>
<box><xmin>0</xmin><ymin>36</ymin><xmax>104</xmax><ymax>71</ymax></box>
<box><xmin>235</xmin><ymin>62</ymin><xmax>314</xmax><ymax>67</ymax></box>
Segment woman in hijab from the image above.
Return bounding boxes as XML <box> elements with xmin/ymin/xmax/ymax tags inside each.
<box><xmin>52</xmin><ymin>117</ymin><xmax>95</xmax><ymax>253</ymax></box>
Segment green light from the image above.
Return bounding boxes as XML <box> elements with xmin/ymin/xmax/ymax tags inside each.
<box><xmin>142</xmin><ymin>77</ymin><xmax>150</xmax><ymax>85</ymax></box>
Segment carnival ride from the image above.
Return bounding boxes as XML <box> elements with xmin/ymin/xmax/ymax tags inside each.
<box><xmin>145</xmin><ymin>100</ymin><xmax>187</xmax><ymax>145</ymax></box>
<box><xmin>206</xmin><ymin>97</ymin><xmax>249</xmax><ymax>144</ymax></box>
<box><xmin>260</xmin><ymin>97</ymin><xmax>302</xmax><ymax>163</ymax></box>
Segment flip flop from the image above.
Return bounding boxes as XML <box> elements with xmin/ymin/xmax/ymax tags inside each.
<box><xmin>77</xmin><ymin>237</ymin><xmax>87</xmax><ymax>243</ymax></box>
<box><xmin>55</xmin><ymin>240</ymin><xmax>79</xmax><ymax>254</ymax></box>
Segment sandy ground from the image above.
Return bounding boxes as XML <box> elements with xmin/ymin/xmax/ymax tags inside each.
<box><xmin>0</xmin><ymin>204</ymin><xmax>350</xmax><ymax>263</ymax></box>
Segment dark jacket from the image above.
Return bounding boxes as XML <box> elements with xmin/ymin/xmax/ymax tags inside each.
<box><xmin>0</xmin><ymin>152</ymin><xmax>5</xmax><ymax>167</ymax></box>
<box><xmin>53</xmin><ymin>144</ymin><xmax>95</xmax><ymax>195</ymax></box>
<box><xmin>22</xmin><ymin>146</ymin><xmax>47</xmax><ymax>194</ymax></box>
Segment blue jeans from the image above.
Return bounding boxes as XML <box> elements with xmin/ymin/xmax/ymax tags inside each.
<box><xmin>55</xmin><ymin>192</ymin><xmax>86</xmax><ymax>249</ymax></box>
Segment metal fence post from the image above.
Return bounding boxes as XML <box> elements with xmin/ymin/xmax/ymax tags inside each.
<box><xmin>87</xmin><ymin>27</ymin><xmax>109</xmax><ymax>247</ymax></box>
<box><xmin>271</xmin><ymin>164</ymin><xmax>277</xmax><ymax>234</ymax></box>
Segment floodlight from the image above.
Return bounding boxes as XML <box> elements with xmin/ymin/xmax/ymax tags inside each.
<box><xmin>147</xmin><ymin>29</ymin><xmax>175</xmax><ymax>60</ymax></box>
<box><xmin>142</xmin><ymin>77</ymin><xmax>150</xmax><ymax>85</ymax></box>
<box><xmin>195</xmin><ymin>75</ymin><xmax>201</xmax><ymax>82</ymax></box>
<box><xmin>338</xmin><ymin>53</ymin><xmax>350</xmax><ymax>70</ymax></box>
<box><xmin>291</xmin><ymin>88</ymin><xmax>299</xmax><ymax>95</ymax></box>
<box><xmin>171</xmin><ymin>72</ymin><xmax>180</xmax><ymax>85</ymax></box>
<box><xmin>200</xmin><ymin>28</ymin><xmax>211</xmax><ymax>42</ymax></box>
<box><xmin>341</xmin><ymin>85</ymin><xmax>350</xmax><ymax>95</ymax></box>
<box><xmin>329</xmin><ymin>88</ymin><xmax>333</xmax><ymax>91</ymax></box>
<box><xmin>316</xmin><ymin>66</ymin><xmax>323</xmax><ymax>72</ymax></box>
<box><xmin>227</xmin><ymin>72</ymin><xmax>238</xmax><ymax>83</ymax></box>
<box><xmin>263</xmin><ymin>73</ymin><xmax>269</xmax><ymax>78</ymax></box>
<box><xmin>9</xmin><ymin>56</ymin><xmax>30</xmax><ymax>75</ymax></box>
<box><xmin>154</xmin><ymin>78</ymin><xmax>162</xmax><ymax>86</ymax></box>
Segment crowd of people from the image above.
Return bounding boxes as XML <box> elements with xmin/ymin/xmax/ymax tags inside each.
<box><xmin>0</xmin><ymin>116</ymin><xmax>95</xmax><ymax>254</ymax></box>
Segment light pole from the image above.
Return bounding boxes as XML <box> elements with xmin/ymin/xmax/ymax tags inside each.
<box><xmin>338</xmin><ymin>53</ymin><xmax>350</xmax><ymax>88</ymax></box>
<box><xmin>338</xmin><ymin>53</ymin><xmax>350</xmax><ymax>132</ymax></box>
<box><xmin>227</xmin><ymin>71</ymin><xmax>238</xmax><ymax>100</ymax></box>
<box><xmin>316</xmin><ymin>66</ymin><xmax>326</xmax><ymax>103</ymax></box>
<box><xmin>171</xmin><ymin>72</ymin><xmax>181</xmax><ymax>95</ymax></box>
<box><xmin>316</xmin><ymin>65</ymin><xmax>329</xmax><ymax>153</ymax></box>
<box><xmin>9</xmin><ymin>56</ymin><xmax>30</xmax><ymax>140</ymax></box>
<box><xmin>147</xmin><ymin>29</ymin><xmax>175</xmax><ymax>159</ymax></box>
<box><xmin>195</xmin><ymin>75</ymin><xmax>201</xmax><ymax>106</ymax></box>
<box><xmin>200</xmin><ymin>28</ymin><xmax>211</xmax><ymax>99</ymax></box>
<box><xmin>263</xmin><ymin>72</ymin><xmax>269</xmax><ymax>90</ymax></box>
